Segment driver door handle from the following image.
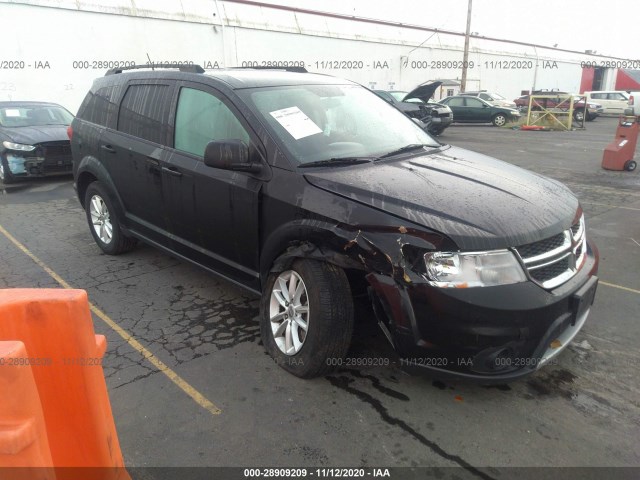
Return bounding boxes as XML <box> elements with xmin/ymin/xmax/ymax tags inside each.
<box><xmin>162</xmin><ymin>166</ymin><xmax>183</xmax><ymax>177</ymax></box>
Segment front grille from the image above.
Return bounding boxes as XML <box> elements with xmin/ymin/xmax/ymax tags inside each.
<box><xmin>516</xmin><ymin>232</ymin><xmax>565</xmax><ymax>259</ymax></box>
<box><xmin>515</xmin><ymin>216</ymin><xmax>586</xmax><ymax>290</ymax></box>
<box><xmin>571</xmin><ymin>223</ymin><xmax>581</xmax><ymax>237</ymax></box>
<box><xmin>37</xmin><ymin>142</ymin><xmax>72</xmax><ymax>158</ymax></box>
<box><xmin>530</xmin><ymin>256</ymin><xmax>570</xmax><ymax>283</ymax></box>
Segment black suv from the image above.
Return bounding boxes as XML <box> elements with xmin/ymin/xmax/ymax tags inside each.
<box><xmin>71</xmin><ymin>65</ymin><xmax>598</xmax><ymax>381</ymax></box>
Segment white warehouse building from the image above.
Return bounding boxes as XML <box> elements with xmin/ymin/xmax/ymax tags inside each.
<box><xmin>1</xmin><ymin>0</ymin><xmax>636</xmax><ymax>112</ymax></box>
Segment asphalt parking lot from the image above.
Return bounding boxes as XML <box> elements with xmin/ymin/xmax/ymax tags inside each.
<box><xmin>1</xmin><ymin>117</ymin><xmax>638</xmax><ymax>477</ymax></box>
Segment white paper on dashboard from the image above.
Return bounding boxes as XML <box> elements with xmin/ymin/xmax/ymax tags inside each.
<box><xmin>269</xmin><ymin>106</ymin><xmax>322</xmax><ymax>140</ymax></box>
<box><xmin>4</xmin><ymin>109</ymin><xmax>20</xmax><ymax>117</ymax></box>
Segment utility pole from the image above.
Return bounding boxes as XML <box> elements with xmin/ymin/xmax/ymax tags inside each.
<box><xmin>460</xmin><ymin>0</ymin><xmax>472</xmax><ymax>92</ymax></box>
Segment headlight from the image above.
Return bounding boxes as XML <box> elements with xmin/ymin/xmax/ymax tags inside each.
<box><xmin>2</xmin><ymin>141</ymin><xmax>36</xmax><ymax>152</ymax></box>
<box><xmin>424</xmin><ymin>250</ymin><xmax>527</xmax><ymax>288</ymax></box>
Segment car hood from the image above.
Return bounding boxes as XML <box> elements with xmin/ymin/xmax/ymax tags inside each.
<box><xmin>403</xmin><ymin>81</ymin><xmax>442</xmax><ymax>103</ymax></box>
<box><xmin>2</xmin><ymin>125</ymin><xmax>69</xmax><ymax>145</ymax></box>
<box><xmin>303</xmin><ymin>145</ymin><xmax>578</xmax><ymax>250</ymax></box>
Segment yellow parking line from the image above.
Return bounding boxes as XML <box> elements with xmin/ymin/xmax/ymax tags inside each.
<box><xmin>600</xmin><ymin>281</ymin><xmax>640</xmax><ymax>295</ymax></box>
<box><xmin>0</xmin><ymin>223</ymin><xmax>221</xmax><ymax>416</ymax></box>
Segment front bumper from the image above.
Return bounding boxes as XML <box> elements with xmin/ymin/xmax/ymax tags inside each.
<box><xmin>367</xmin><ymin>240</ymin><xmax>599</xmax><ymax>382</ymax></box>
<box><xmin>3</xmin><ymin>151</ymin><xmax>72</xmax><ymax>177</ymax></box>
<box><xmin>431</xmin><ymin>115</ymin><xmax>453</xmax><ymax>127</ymax></box>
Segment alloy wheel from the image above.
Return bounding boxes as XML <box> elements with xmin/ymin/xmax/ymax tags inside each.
<box><xmin>269</xmin><ymin>270</ymin><xmax>310</xmax><ymax>355</ymax></box>
<box><xmin>89</xmin><ymin>194</ymin><xmax>113</xmax><ymax>244</ymax></box>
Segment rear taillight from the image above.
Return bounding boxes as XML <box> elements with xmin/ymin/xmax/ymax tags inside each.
<box><xmin>630</xmin><ymin>96</ymin><xmax>635</xmax><ymax>106</ymax></box>
<box><xmin>67</xmin><ymin>125</ymin><xmax>73</xmax><ymax>140</ymax></box>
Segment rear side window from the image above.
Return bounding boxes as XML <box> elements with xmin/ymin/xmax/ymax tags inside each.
<box><xmin>78</xmin><ymin>86</ymin><xmax>116</xmax><ymax>126</ymax></box>
<box><xmin>465</xmin><ymin>98</ymin><xmax>483</xmax><ymax>107</ymax></box>
<box><xmin>174</xmin><ymin>87</ymin><xmax>250</xmax><ymax>157</ymax></box>
<box><xmin>117</xmin><ymin>84</ymin><xmax>172</xmax><ymax>144</ymax></box>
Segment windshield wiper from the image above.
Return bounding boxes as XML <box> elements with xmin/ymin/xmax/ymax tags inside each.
<box><xmin>298</xmin><ymin>157</ymin><xmax>374</xmax><ymax>168</ymax></box>
<box><xmin>377</xmin><ymin>143</ymin><xmax>439</xmax><ymax>160</ymax></box>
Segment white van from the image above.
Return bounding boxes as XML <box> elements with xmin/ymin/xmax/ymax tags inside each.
<box><xmin>584</xmin><ymin>91</ymin><xmax>630</xmax><ymax>115</ymax></box>
<box><xmin>628</xmin><ymin>92</ymin><xmax>640</xmax><ymax>116</ymax></box>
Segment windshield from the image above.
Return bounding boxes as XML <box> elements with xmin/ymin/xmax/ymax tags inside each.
<box><xmin>0</xmin><ymin>105</ymin><xmax>74</xmax><ymax>128</ymax></box>
<box><xmin>490</xmin><ymin>92</ymin><xmax>506</xmax><ymax>100</ymax></box>
<box><xmin>241</xmin><ymin>84</ymin><xmax>439</xmax><ymax>165</ymax></box>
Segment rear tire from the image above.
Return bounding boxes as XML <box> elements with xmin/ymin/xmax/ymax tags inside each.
<box><xmin>625</xmin><ymin>160</ymin><xmax>637</xmax><ymax>172</ymax></box>
<box><xmin>84</xmin><ymin>181</ymin><xmax>137</xmax><ymax>255</ymax></box>
<box><xmin>260</xmin><ymin>259</ymin><xmax>354</xmax><ymax>378</ymax></box>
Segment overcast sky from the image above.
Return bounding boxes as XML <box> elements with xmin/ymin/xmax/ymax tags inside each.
<box><xmin>258</xmin><ymin>0</ymin><xmax>637</xmax><ymax>59</ymax></box>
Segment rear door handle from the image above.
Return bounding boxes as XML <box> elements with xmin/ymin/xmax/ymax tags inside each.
<box><xmin>162</xmin><ymin>166</ymin><xmax>183</xmax><ymax>177</ymax></box>
<box><xmin>101</xmin><ymin>145</ymin><xmax>116</xmax><ymax>154</ymax></box>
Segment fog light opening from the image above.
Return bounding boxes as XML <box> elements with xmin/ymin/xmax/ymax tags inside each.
<box><xmin>487</xmin><ymin>347</ymin><xmax>515</xmax><ymax>372</ymax></box>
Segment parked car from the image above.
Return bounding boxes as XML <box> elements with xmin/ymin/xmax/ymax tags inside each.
<box><xmin>584</xmin><ymin>91</ymin><xmax>630</xmax><ymax>115</ymax></box>
<box><xmin>459</xmin><ymin>90</ymin><xmax>517</xmax><ymax>109</ymax></box>
<box><xmin>373</xmin><ymin>82</ymin><xmax>453</xmax><ymax>135</ymax></box>
<box><xmin>514</xmin><ymin>91</ymin><xmax>603</xmax><ymax>121</ymax></box>
<box><xmin>71</xmin><ymin>65</ymin><xmax>598</xmax><ymax>381</ymax></box>
<box><xmin>0</xmin><ymin>101</ymin><xmax>74</xmax><ymax>184</ymax></box>
<box><xmin>439</xmin><ymin>95</ymin><xmax>521</xmax><ymax>126</ymax></box>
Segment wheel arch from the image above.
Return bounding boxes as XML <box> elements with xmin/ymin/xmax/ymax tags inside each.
<box><xmin>75</xmin><ymin>156</ymin><xmax>126</xmax><ymax>219</ymax></box>
<box><xmin>260</xmin><ymin>221</ymin><xmax>366</xmax><ymax>289</ymax></box>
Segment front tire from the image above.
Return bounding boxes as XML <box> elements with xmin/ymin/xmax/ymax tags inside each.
<box><xmin>625</xmin><ymin>160</ymin><xmax>637</xmax><ymax>172</ymax></box>
<box><xmin>260</xmin><ymin>259</ymin><xmax>354</xmax><ymax>378</ymax></box>
<box><xmin>84</xmin><ymin>181</ymin><xmax>137</xmax><ymax>255</ymax></box>
<box><xmin>0</xmin><ymin>157</ymin><xmax>15</xmax><ymax>185</ymax></box>
<box><xmin>492</xmin><ymin>113</ymin><xmax>507</xmax><ymax>127</ymax></box>
<box><xmin>573</xmin><ymin>109</ymin><xmax>585</xmax><ymax>122</ymax></box>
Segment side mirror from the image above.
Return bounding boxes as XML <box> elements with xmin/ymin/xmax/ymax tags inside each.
<box><xmin>203</xmin><ymin>140</ymin><xmax>261</xmax><ymax>173</ymax></box>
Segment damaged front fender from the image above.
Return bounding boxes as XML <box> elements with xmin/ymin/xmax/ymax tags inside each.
<box><xmin>265</xmin><ymin>221</ymin><xmax>454</xmax><ymax>287</ymax></box>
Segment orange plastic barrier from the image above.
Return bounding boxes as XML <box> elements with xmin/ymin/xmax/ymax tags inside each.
<box><xmin>0</xmin><ymin>340</ymin><xmax>54</xmax><ymax>478</ymax></box>
<box><xmin>0</xmin><ymin>289</ymin><xmax>130</xmax><ymax>480</ymax></box>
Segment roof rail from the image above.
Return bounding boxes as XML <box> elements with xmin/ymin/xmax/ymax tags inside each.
<box><xmin>105</xmin><ymin>63</ymin><xmax>205</xmax><ymax>76</ymax></box>
<box><xmin>231</xmin><ymin>66</ymin><xmax>308</xmax><ymax>73</ymax></box>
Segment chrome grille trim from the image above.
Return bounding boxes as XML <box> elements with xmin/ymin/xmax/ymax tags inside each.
<box><xmin>520</xmin><ymin>231</ymin><xmax>572</xmax><ymax>266</ymax></box>
<box><xmin>527</xmin><ymin>251</ymin><xmax>572</xmax><ymax>271</ymax></box>
<box><xmin>514</xmin><ymin>215</ymin><xmax>586</xmax><ymax>290</ymax></box>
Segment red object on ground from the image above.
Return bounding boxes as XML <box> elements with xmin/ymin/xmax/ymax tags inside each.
<box><xmin>520</xmin><ymin>125</ymin><xmax>548</xmax><ymax>131</ymax></box>
<box><xmin>602</xmin><ymin>117</ymin><xmax>639</xmax><ymax>171</ymax></box>
<box><xmin>0</xmin><ymin>289</ymin><xmax>130</xmax><ymax>480</ymax></box>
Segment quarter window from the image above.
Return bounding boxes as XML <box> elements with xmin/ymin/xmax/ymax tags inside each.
<box><xmin>79</xmin><ymin>86</ymin><xmax>116</xmax><ymax>127</ymax></box>
<box><xmin>117</xmin><ymin>84</ymin><xmax>172</xmax><ymax>144</ymax></box>
<box><xmin>174</xmin><ymin>87</ymin><xmax>250</xmax><ymax>157</ymax></box>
